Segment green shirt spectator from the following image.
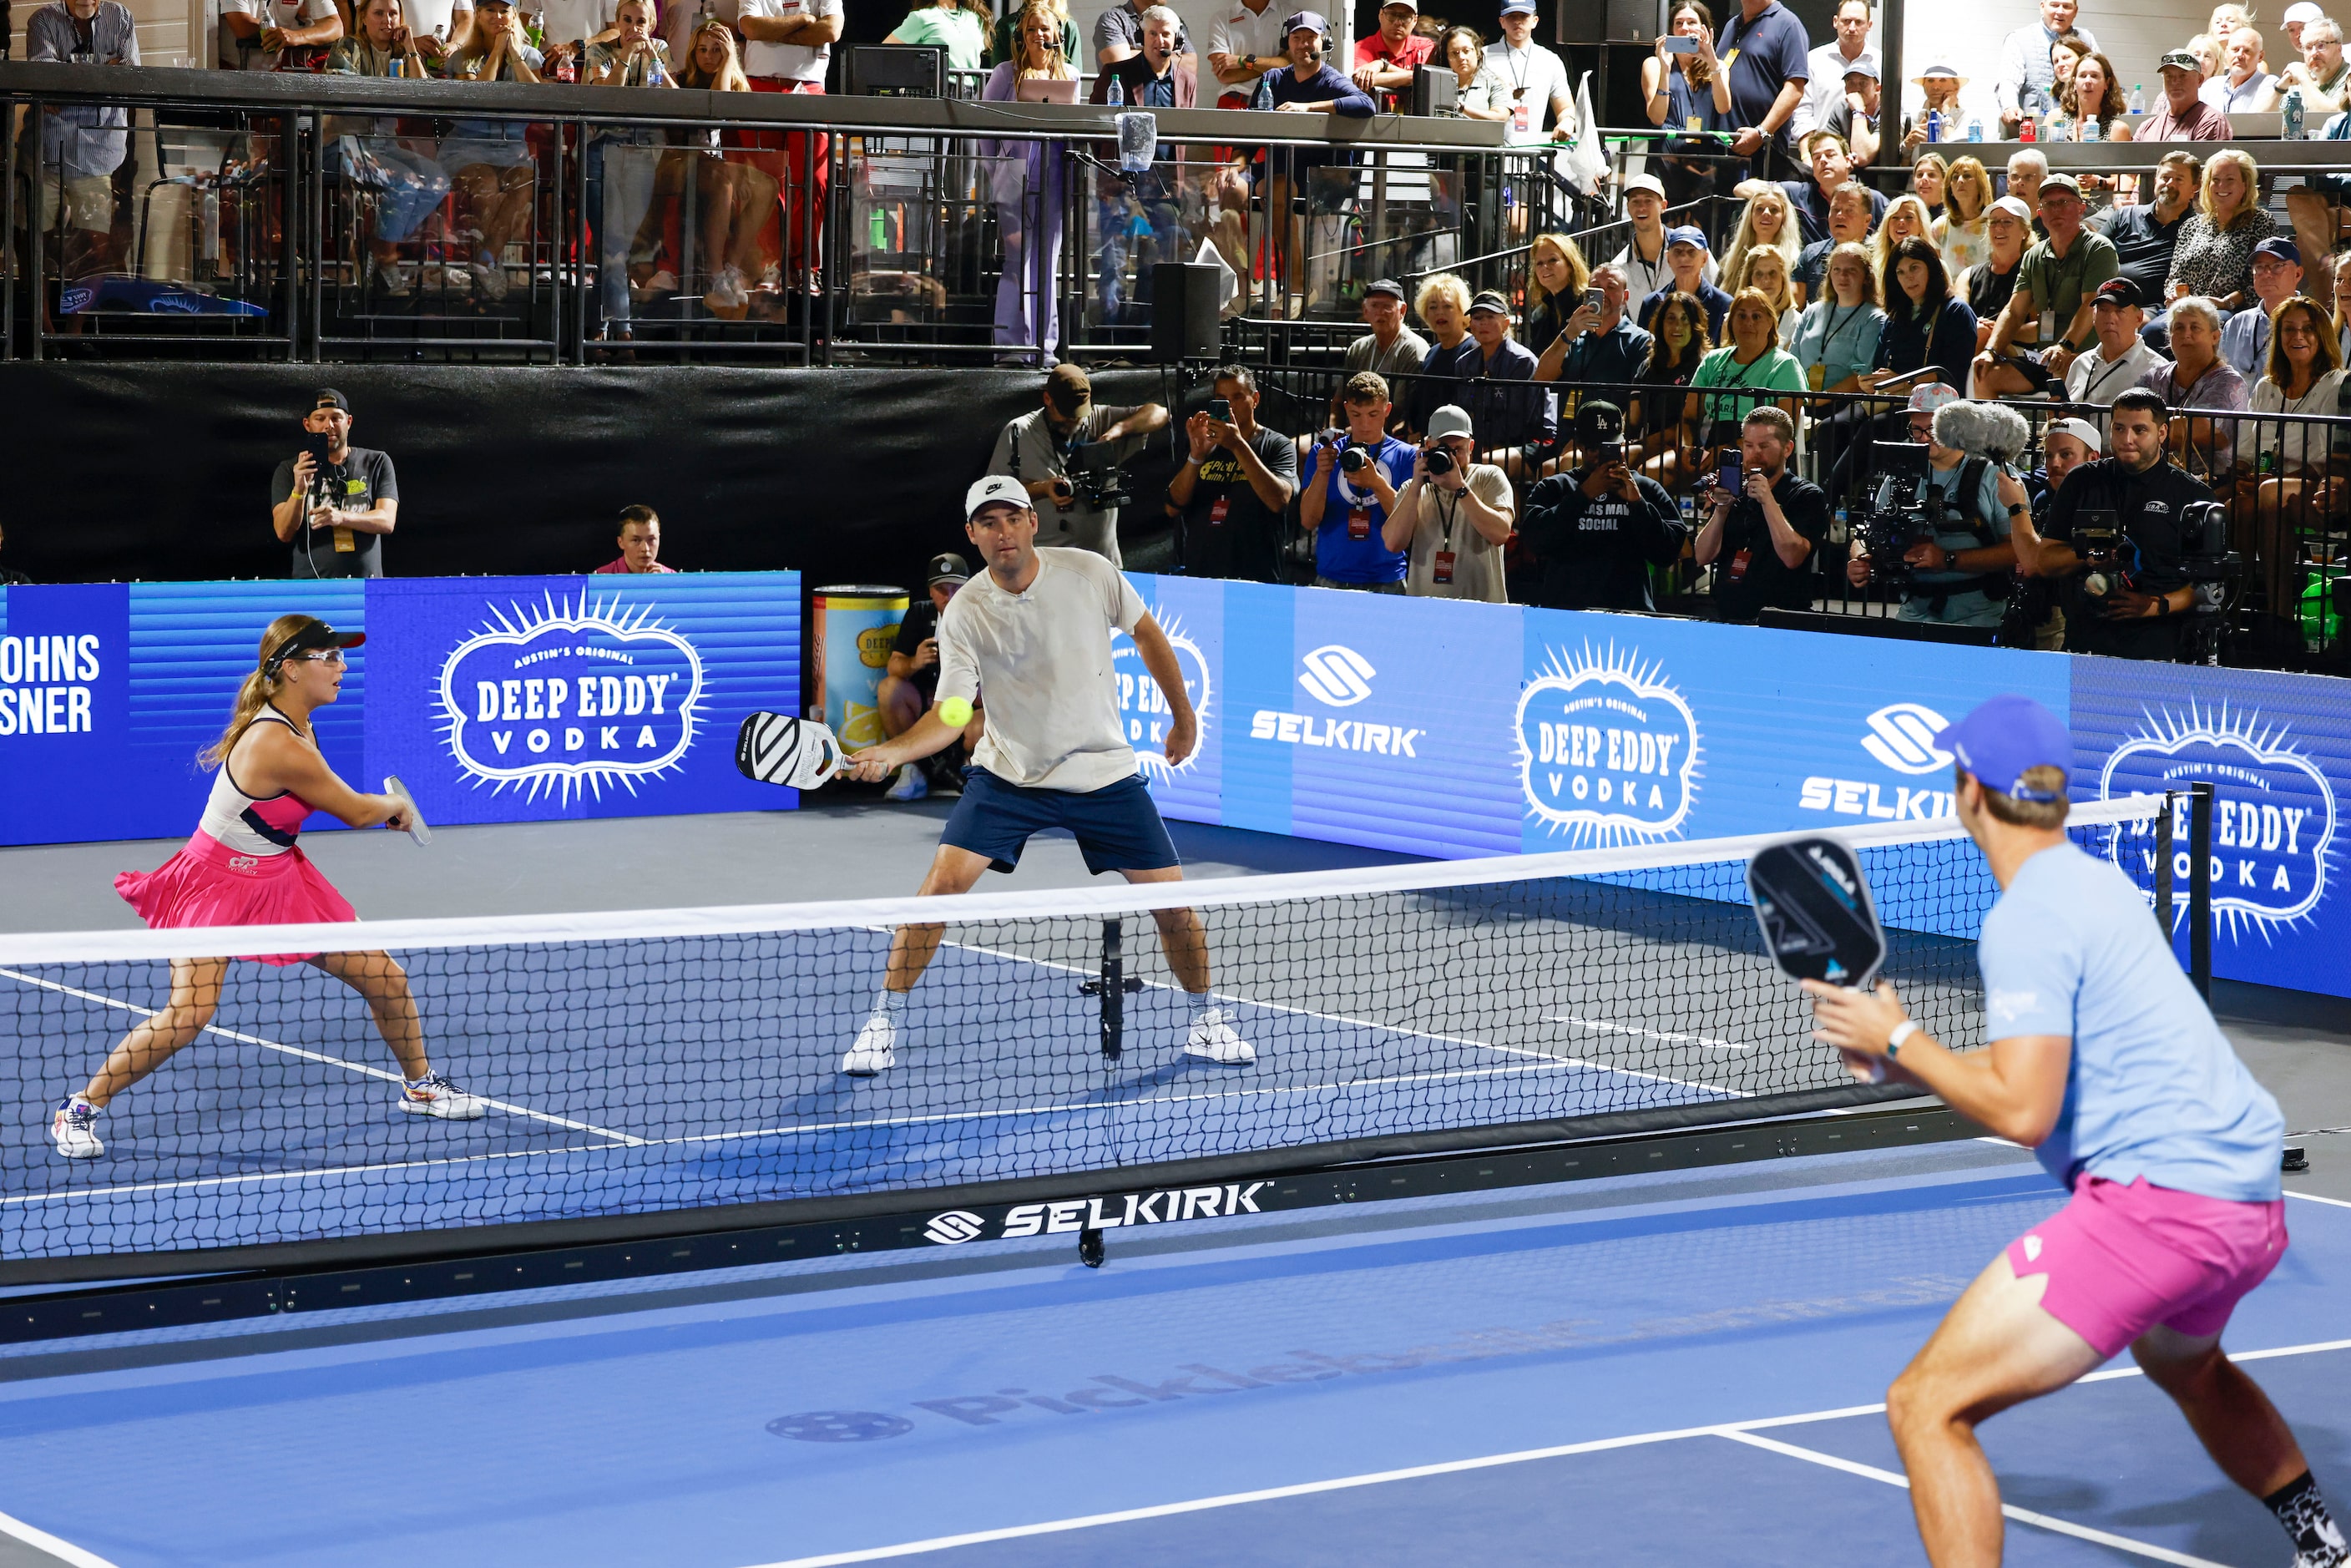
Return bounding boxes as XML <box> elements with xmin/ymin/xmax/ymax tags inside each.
<box><xmin>1689</xmin><ymin>342</ymin><xmax>1807</xmax><ymax>432</ymax></box>
<box><xmin>2015</xmin><ymin>229</ymin><xmax>2120</xmax><ymax>347</ymax></box>
<box><xmin>886</xmin><ymin>0</ymin><xmax>990</xmax><ymax>74</ymax></box>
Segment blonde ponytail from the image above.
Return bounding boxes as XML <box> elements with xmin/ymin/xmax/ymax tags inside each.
<box><xmin>199</xmin><ymin>614</ymin><xmax>315</xmax><ymax>771</ymax></box>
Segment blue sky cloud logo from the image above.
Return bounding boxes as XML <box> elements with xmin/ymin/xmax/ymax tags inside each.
<box><xmin>2097</xmin><ymin>702</ymin><xmax>2337</xmax><ymax>938</ymax></box>
<box><xmin>1111</xmin><ymin>608</ymin><xmax>1210</xmax><ymax>776</ymax></box>
<box><xmin>1517</xmin><ymin>644</ymin><xmax>1701</xmax><ymax>845</ymax></box>
<box><xmin>438</xmin><ymin>593</ymin><xmax>705</xmax><ymax>803</ymax></box>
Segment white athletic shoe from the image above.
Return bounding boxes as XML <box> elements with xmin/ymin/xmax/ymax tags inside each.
<box><xmin>842</xmin><ymin>1014</ymin><xmax>897</xmax><ymax>1075</ymax></box>
<box><xmin>883</xmin><ymin>763</ymin><xmax>928</xmax><ymax>802</ymax></box>
<box><xmin>1184</xmin><ymin>1006</ymin><xmax>1255</xmax><ymax>1066</ymax></box>
<box><xmin>400</xmin><ymin>1073</ymin><xmax>488</xmax><ymax>1120</ymax></box>
<box><xmin>51</xmin><ymin>1098</ymin><xmax>103</xmax><ymax>1159</ymax></box>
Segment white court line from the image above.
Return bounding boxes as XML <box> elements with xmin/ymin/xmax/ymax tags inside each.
<box><xmin>0</xmin><ymin>1505</ymin><xmax>122</xmax><ymax>1568</ymax></box>
<box><xmin>2</xmin><ymin>967</ymin><xmax>647</xmax><ymax>1146</ymax></box>
<box><xmin>6</xmin><ymin>1052</ymin><xmax>1666</xmax><ymax>1207</ymax></box>
<box><xmin>1716</xmin><ymin>1430</ymin><xmax>2228</xmax><ymax>1567</ymax></box>
<box><xmin>1543</xmin><ymin>1014</ymin><xmax>1753</xmax><ymax>1053</ymax></box>
<box><xmin>731</xmin><ymin>1337</ymin><xmax>2351</xmax><ymax>1568</ymax></box>
<box><xmin>2288</xmin><ymin>1190</ymin><xmax>2351</xmax><ymax>1211</ymax></box>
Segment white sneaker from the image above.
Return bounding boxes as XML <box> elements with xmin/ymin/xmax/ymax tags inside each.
<box><xmin>51</xmin><ymin>1098</ymin><xmax>103</xmax><ymax>1159</ymax></box>
<box><xmin>400</xmin><ymin>1073</ymin><xmax>488</xmax><ymax>1120</ymax></box>
<box><xmin>883</xmin><ymin>763</ymin><xmax>928</xmax><ymax>802</ymax></box>
<box><xmin>842</xmin><ymin>1013</ymin><xmax>897</xmax><ymax>1075</ymax></box>
<box><xmin>1184</xmin><ymin>1006</ymin><xmax>1255</xmax><ymax>1066</ymax></box>
<box><xmin>372</xmin><ymin>255</ymin><xmax>412</xmax><ymax>296</ymax></box>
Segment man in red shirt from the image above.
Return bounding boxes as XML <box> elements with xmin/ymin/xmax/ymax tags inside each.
<box><xmin>1351</xmin><ymin>0</ymin><xmax>1430</xmax><ymax>100</ymax></box>
<box><xmin>592</xmin><ymin>506</ymin><xmax>677</xmax><ymax>574</ymax></box>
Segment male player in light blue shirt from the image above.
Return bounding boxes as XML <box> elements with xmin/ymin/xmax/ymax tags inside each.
<box><xmin>1807</xmin><ymin>694</ymin><xmax>2343</xmax><ymax>1568</ymax></box>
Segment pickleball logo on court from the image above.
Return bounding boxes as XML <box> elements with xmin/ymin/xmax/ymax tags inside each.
<box><xmin>1110</xmin><ymin>608</ymin><xmax>1211</xmax><ymax>776</ymax></box>
<box><xmin>1516</xmin><ymin>643</ymin><xmax>1701</xmax><ymax>846</ymax></box>
<box><xmin>2097</xmin><ymin>701</ymin><xmax>2337</xmax><ymax>937</ymax></box>
<box><xmin>437</xmin><ymin>593</ymin><xmax>706</xmax><ymax>802</ymax></box>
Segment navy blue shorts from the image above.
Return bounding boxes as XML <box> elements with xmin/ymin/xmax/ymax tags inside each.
<box><xmin>941</xmin><ymin>768</ymin><xmax>1179</xmax><ymax>876</ymax></box>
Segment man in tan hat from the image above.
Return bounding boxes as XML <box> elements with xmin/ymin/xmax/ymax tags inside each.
<box><xmin>986</xmin><ymin>364</ymin><xmax>1169</xmax><ymax>566</ymax></box>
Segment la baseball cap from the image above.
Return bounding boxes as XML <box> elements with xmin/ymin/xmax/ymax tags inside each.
<box><xmin>2046</xmin><ymin>416</ymin><xmax>2103</xmax><ymax>454</ymax></box>
<box><xmin>963</xmin><ymin>475</ymin><xmax>1030</xmax><ymax>519</ymax></box>
<box><xmin>1665</xmin><ymin>224</ymin><xmax>1709</xmax><ymax>250</ymax></box>
<box><xmin>1907</xmin><ymin>382</ymin><xmax>1963</xmax><ymax>414</ymax></box>
<box><xmin>926</xmin><ymin>552</ymin><xmax>971</xmax><ymax>586</ymax></box>
<box><xmin>1932</xmin><ymin>695</ymin><xmax>2070</xmax><ymax>803</ymax></box>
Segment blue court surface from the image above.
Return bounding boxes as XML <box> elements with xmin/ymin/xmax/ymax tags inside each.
<box><xmin>2</xmin><ymin>1139</ymin><xmax>2344</xmax><ymax>1567</ymax></box>
<box><xmin>0</xmin><ymin>876</ymin><xmax>1990</xmax><ymax>1260</ymax></box>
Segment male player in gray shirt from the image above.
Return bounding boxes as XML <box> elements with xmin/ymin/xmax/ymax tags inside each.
<box><xmin>840</xmin><ymin>476</ymin><xmax>1251</xmax><ymax>1076</ymax></box>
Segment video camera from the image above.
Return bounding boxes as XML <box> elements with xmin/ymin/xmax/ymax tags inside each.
<box><xmin>1860</xmin><ymin>440</ymin><xmax>1945</xmax><ymax>590</ymax></box>
<box><xmin>1058</xmin><ymin>440</ymin><xmax>1135</xmax><ymax>513</ymax></box>
<box><xmin>2071</xmin><ymin>500</ymin><xmax>2235</xmax><ymax>617</ymax></box>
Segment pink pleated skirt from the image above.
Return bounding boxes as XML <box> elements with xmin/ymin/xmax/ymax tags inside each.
<box><xmin>114</xmin><ymin>829</ymin><xmax>358</xmax><ymax>966</ymax></box>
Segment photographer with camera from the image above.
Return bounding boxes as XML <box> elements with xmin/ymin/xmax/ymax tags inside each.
<box><xmin>1521</xmin><ymin>400</ymin><xmax>1688</xmax><ymax>612</ymax></box>
<box><xmin>1169</xmin><ymin>365</ymin><xmax>1298</xmax><ymax>583</ymax></box>
<box><xmin>1694</xmin><ymin>405</ymin><xmax>1828</xmax><ymax>623</ymax></box>
<box><xmin>1298</xmin><ymin>371</ymin><xmax>1416</xmax><ymax>591</ymax></box>
<box><xmin>988</xmin><ymin>364</ymin><xmax>1170</xmax><ymax>567</ymax></box>
<box><xmin>1843</xmin><ymin>385</ymin><xmax>2030</xmax><ymax>630</ymax></box>
<box><xmin>2016</xmin><ymin>387</ymin><xmax>2217</xmax><ymax>660</ymax></box>
<box><xmin>269</xmin><ymin>390</ymin><xmax>398</xmax><ymax>580</ymax></box>
<box><xmin>1384</xmin><ymin>404</ymin><xmax>1515</xmax><ymax>601</ymax></box>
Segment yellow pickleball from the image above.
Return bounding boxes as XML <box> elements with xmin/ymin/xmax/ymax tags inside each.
<box><xmin>938</xmin><ymin>696</ymin><xmax>973</xmax><ymax>729</ymax></box>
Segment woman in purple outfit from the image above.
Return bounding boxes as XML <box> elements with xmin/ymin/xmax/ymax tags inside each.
<box><xmin>981</xmin><ymin>3</ymin><xmax>1072</xmax><ymax>363</ymax></box>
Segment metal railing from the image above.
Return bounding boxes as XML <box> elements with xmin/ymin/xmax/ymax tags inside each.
<box><xmin>3</xmin><ymin>61</ymin><xmax>1567</xmax><ymax>366</ymax></box>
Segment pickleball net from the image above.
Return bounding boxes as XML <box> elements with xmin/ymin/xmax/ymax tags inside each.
<box><xmin>0</xmin><ymin>796</ymin><xmax>2165</xmax><ymax>1272</ymax></box>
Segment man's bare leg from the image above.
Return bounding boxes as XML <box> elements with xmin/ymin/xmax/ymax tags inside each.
<box><xmin>1123</xmin><ymin>865</ymin><xmax>1253</xmax><ymax>1064</ymax></box>
<box><xmin>1884</xmin><ymin>1252</ymin><xmax>2106</xmax><ymax>1565</ymax></box>
<box><xmin>843</xmin><ymin>843</ymin><xmax>991</xmax><ymax>1074</ymax></box>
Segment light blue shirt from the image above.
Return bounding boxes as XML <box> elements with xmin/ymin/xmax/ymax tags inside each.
<box><xmin>2221</xmin><ymin>306</ymin><xmax>2271</xmax><ymax>382</ymax></box>
<box><xmin>1790</xmin><ymin>299</ymin><xmax>1885</xmax><ymax>392</ymax></box>
<box><xmin>1979</xmin><ymin>842</ymin><xmax>2284</xmax><ymax>1203</ymax></box>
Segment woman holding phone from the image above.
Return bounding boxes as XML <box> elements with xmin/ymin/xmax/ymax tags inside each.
<box><xmin>1644</xmin><ymin>1</ymin><xmax>1732</xmax><ymax>210</ymax></box>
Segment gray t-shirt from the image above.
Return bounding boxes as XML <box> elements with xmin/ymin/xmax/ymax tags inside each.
<box><xmin>1402</xmin><ymin>463</ymin><xmax>1513</xmax><ymax>602</ymax></box>
<box><xmin>270</xmin><ymin>445</ymin><xmax>397</xmax><ymax>579</ymax></box>
<box><xmin>988</xmin><ymin>404</ymin><xmax>1150</xmax><ymax>564</ymax></box>
<box><xmin>1344</xmin><ymin>326</ymin><xmax>1431</xmax><ymax>384</ymax></box>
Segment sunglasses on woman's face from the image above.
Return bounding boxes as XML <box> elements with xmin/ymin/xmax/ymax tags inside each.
<box><xmin>289</xmin><ymin>650</ymin><xmax>348</xmax><ymax>667</ymax></box>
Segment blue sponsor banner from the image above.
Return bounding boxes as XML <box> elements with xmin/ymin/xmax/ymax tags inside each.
<box><xmin>0</xmin><ymin>574</ymin><xmax>800</xmax><ymax>848</ymax></box>
<box><xmin>1126</xmin><ymin>578</ymin><xmax>2349</xmax><ymax>998</ymax></box>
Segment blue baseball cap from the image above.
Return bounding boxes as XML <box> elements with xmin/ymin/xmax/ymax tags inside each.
<box><xmin>1932</xmin><ymin>695</ymin><xmax>2070</xmax><ymax>802</ymax></box>
<box><xmin>1665</xmin><ymin>224</ymin><xmax>1709</xmax><ymax>250</ymax></box>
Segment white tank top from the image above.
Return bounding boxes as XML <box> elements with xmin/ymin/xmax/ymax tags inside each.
<box><xmin>197</xmin><ymin>710</ymin><xmax>319</xmax><ymax>857</ymax></box>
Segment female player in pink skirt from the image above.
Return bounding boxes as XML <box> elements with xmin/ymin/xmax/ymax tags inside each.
<box><xmin>51</xmin><ymin>614</ymin><xmax>485</xmax><ymax>1159</ymax></box>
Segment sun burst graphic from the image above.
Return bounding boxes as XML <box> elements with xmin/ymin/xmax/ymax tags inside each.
<box><xmin>1117</xmin><ymin>608</ymin><xmax>1211</xmax><ymax>777</ymax></box>
<box><xmin>2097</xmin><ymin>700</ymin><xmax>2338</xmax><ymax>942</ymax></box>
<box><xmin>437</xmin><ymin>592</ymin><xmax>705</xmax><ymax>805</ymax></box>
<box><xmin>1516</xmin><ymin>641</ymin><xmax>1703</xmax><ymax>847</ymax></box>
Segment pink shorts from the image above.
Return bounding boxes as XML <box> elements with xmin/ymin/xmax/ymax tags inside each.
<box><xmin>2008</xmin><ymin>1175</ymin><xmax>2287</xmax><ymax>1359</ymax></box>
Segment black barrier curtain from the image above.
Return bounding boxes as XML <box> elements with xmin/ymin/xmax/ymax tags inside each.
<box><xmin>0</xmin><ymin>363</ymin><xmax>1184</xmax><ymax>589</ymax></box>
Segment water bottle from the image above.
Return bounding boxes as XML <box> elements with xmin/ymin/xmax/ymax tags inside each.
<box><xmin>2082</xmin><ymin>113</ymin><xmax>2101</xmax><ymax>143</ymax></box>
<box><xmin>1927</xmin><ymin>109</ymin><xmax>1941</xmax><ymax>143</ymax></box>
<box><xmin>1832</xmin><ymin>504</ymin><xmax>1850</xmax><ymax>544</ymax></box>
<box><xmin>1679</xmin><ymin>493</ymin><xmax>1697</xmax><ymax>529</ymax></box>
<box><xmin>1107</xmin><ymin>74</ymin><xmax>1125</xmax><ymax>106</ymax></box>
<box><xmin>1966</xmin><ymin>117</ymin><xmax>1984</xmax><ymax>142</ymax></box>
<box><xmin>646</xmin><ymin>50</ymin><xmax>664</xmax><ymax>86</ymax></box>
<box><xmin>2285</xmin><ymin>87</ymin><xmax>2306</xmax><ymax>139</ymax></box>
<box><xmin>2128</xmin><ymin>83</ymin><xmax>2146</xmax><ymax>114</ymax></box>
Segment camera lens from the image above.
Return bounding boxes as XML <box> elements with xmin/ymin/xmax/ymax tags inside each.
<box><xmin>1341</xmin><ymin>446</ymin><xmax>1372</xmax><ymax>475</ymax></box>
<box><xmin>1426</xmin><ymin>448</ymin><xmax>1455</xmax><ymax>475</ymax></box>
